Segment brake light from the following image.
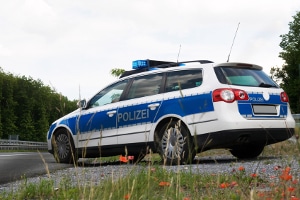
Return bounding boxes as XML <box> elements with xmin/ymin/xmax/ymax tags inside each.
<box><xmin>280</xmin><ymin>92</ymin><xmax>289</xmax><ymax>102</ymax></box>
<box><xmin>213</xmin><ymin>88</ymin><xmax>249</xmax><ymax>103</ymax></box>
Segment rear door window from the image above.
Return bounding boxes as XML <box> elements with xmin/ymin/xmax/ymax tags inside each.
<box><xmin>126</xmin><ymin>73</ymin><xmax>163</xmax><ymax>99</ymax></box>
<box><xmin>165</xmin><ymin>69</ymin><xmax>203</xmax><ymax>92</ymax></box>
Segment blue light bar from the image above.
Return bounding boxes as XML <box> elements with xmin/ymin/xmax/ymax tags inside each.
<box><xmin>132</xmin><ymin>60</ymin><xmax>149</xmax><ymax>69</ymax></box>
<box><xmin>149</xmin><ymin>68</ymin><xmax>159</xmax><ymax>71</ymax></box>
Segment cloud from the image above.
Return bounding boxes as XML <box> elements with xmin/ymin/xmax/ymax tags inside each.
<box><xmin>0</xmin><ymin>0</ymin><xmax>299</xmax><ymax>100</ymax></box>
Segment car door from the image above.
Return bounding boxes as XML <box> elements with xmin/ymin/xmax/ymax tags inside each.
<box><xmin>117</xmin><ymin>73</ymin><xmax>164</xmax><ymax>145</ymax></box>
<box><xmin>77</xmin><ymin>80</ymin><xmax>128</xmax><ymax>149</ymax></box>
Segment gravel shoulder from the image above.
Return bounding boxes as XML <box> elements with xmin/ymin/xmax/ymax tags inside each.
<box><xmin>1</xmin><ymin>154</ymin><xmax>299</xmax><ymax>194</ymax></box>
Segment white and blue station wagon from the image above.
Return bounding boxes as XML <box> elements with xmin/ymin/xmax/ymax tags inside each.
<box><xmin>47</xmin><ymin>59</ymin><xmax>295</xmax><ymax>165</ymax></box>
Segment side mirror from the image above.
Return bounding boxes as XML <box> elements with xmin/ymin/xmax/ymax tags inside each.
<box><xmin>77</xmin><ymin>99</ymin><xmax>87</xmax><ymax>109</ymax></box>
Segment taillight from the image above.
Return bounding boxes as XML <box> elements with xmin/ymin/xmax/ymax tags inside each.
<box><xmin>213</xmin><ymin>88</ymin><xmax>249</xmax><ymax>103</ymax></box>
<box><xmin>280</xmin><ymin>92</ymin><xmax>289</xmax><ymax>102</ymax></box>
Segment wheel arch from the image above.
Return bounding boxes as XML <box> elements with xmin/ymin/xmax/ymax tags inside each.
<box><xmin>50</xmin><ymin>125</ymin><xmax>76</xmax><ymax>150</ymax></box>
<box><xmin>152</xmin><ymin>115</ymin><xmax>191</xmax><ymax>152</ymax></box>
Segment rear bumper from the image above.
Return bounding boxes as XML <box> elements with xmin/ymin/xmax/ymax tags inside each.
<box><xmin>195</xmin><ymin>128</ymin><xmax>295</xmax><ymax>152</ymax></box>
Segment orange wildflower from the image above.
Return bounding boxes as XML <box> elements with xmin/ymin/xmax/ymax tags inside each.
<box><xmin>291</xmin><ymin>197</ymin><xmax>300</xmax><ymax>200</ymax></box>
<box><xmin>284</xmin><ymin>167</ymin><xmax>291</xmax><ymax>173</ymax></box>
<box><xmin>220</xmin><ymin>182</ymin><xmax>229</xmax><ymax>188</ymax></box>
<box><xmin>238</xmin><ymin>166</ymin><xmax>245</xmax><ymax>171</ymax></box>
<box><xmin>119</xmin><ymin>155</ymin><xmax>128</xmax><ymax>163</ymax></box>
<box><xmin>128</xmin><ymin>155</ymin><xmax>135</xmax><ymax>160</ymax></box>
<box><xmin>280</xmin><ymin>172</ymin><xmax>292</xmax><ymax>181</ymax></box>
<box><xmin>257</xmin><ymin>192</ymin><xmax>265</xmax><ymax>197</ymax></box>
<box><xmin>288</xmin><ymin>187</ymin><xmax>295</xmax><ymax>192</ymax></box>
<box><xmin>230</xmin><ymin>181</ymin><xmax>238</xmax><ymax>187</ymax></box>
<box><xmin>159</xmin><ymin>181</ymin><xmax>171</xmax><ymax>186</ymax></box>
<box><xmin>251</xmin><ymin>173</ymin><xmax>258</xmax><ymax>178</ymax></box>
<box><xmin>124</xmin><ymin>193</ymin><xmax>130</xmax><ymax>199</ymax></box>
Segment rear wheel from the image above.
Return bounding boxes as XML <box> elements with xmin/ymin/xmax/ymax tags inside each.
<box><xmin>230</xmin><ymin>144</ymin><xmax>264</xmax><ymax>159</ymax></box>
<box><xmin>155</xmin><ymin>120</ymin><xmax>195</xmax><ymax>165</ymax></box>
<box><xmin>52</xmin><ymin>129</ymin><xmax>77</xmax><ymax>164</ymax></box>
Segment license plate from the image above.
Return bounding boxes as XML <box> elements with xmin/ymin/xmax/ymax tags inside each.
<box><xmin>252</xmin><ymin>105</ymin><xmax>277</xmax><ymax>115</ymax></box>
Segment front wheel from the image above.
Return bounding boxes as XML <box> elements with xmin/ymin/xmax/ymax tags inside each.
<box><xmin>52</xmin><ymin>129</ymin><xmax>77</xmax><ymax>164</ymax></box>
<box><xmin>155</xmin><ymin>120</ymin><xmax>195</xmax><ymax>165</ymax></box>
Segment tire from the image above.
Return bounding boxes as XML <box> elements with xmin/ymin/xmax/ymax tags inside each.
<box><xmin>230</xmin><ymin>144</ymin><xmax>264</xmax><ymax>159</ymax></box>
<box><xmin>52</xmin><ymin>129</ymin><xmax>77</xmax><ymax>164</ymax></box>
<box><xmin>155</xmin><ymin>120</ymin><xmax>195</xmax><ymax>165</ymax></box>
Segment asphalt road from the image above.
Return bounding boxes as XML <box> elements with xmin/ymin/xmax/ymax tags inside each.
<box><xmin>0</xmin><ymin>152</ymin><xmax>72</xmax><ymax>185</ymax></box>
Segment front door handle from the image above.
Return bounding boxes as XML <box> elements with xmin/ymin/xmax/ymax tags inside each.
<box><xmin>107</xmin><ymin>110</ymin><xmax>117</xmax><ymax>117</ymax></box>
<box><xmin>148</xmin><ymin>103</ymin><xmax>160</xmax><ymax>110</ymax></box>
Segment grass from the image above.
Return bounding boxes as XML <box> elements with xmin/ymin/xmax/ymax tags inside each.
<box><xmin>1</xmin><ymin>131</ymin><xmax>299</xmax><ymax>200</ymax></box>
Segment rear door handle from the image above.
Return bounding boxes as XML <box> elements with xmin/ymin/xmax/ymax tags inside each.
<box><xmin>148</xmin><ymin>103</ymin><xmax>160</xmax><ymax>110</ymax></box>
<box><xmin>107</xmin><ymin>110</ymin><xmax>117</xmax><ymax>117</ymax></box>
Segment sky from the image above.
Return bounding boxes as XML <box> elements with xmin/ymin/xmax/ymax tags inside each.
<box><xmin>0</xmin><ymin>0</ymin><xmax>299</xmax><ymax>100</ymax></box>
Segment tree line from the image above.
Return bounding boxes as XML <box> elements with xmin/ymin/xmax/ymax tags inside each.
<box><xmin>0</xmin><ymin>68</ymin><xmax>77</xmax><ymax>142</ymax></box>
<box><xmin>271</xmin><ymin>11</ymin><xmax>300</xmax><ymax>113</ymax></box>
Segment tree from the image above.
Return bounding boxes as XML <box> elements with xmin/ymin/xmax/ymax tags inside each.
<box><xmin>0</xmin><ymin>68</ymin><xmax>3</xmax><ymax>137</ymax></box>
<box><xmin>0</xmin><ymin>69</ymin><xmax>77</xmax><ymax>141</ymax></box>
<box><xmin>111</xmin><ymin>68</ymin><xmax>125</xmax><ymax>77</ymax></box>
<box><xmin>1</xmin><ymin>72</ymin><xmax>18</xmax><ymax>138</ymax></box>
<box><xmin>270</xmin><ymin>11</ymin><xmax>300</xmax><ymax>113</ymax></box>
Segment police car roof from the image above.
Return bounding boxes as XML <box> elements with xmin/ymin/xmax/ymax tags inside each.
<box><xmin>119</xmin><ymin>59</ymin><xmax>263</xmax><ymax>79</ymax></box>
<box><xmin>120</xmin><ymin>59</ymin><xmax>214</xmax><ymax>78</ymax></box>
<box><xmin>215</xmin><ymin>62</ymin><xmax>263</xmax><ymax>70</ymax></box>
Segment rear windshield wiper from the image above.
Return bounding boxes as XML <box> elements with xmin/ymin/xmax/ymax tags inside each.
<box><xmin>258</xmin><ymin>82</ymin><xmax>275</xmax><ymax>88</ymax></box>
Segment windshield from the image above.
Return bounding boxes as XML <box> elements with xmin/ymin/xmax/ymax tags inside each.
<box><xmin>214</xmin><ymin>66</ymin><xmax>279</xmax><ymax>88</ymax></box>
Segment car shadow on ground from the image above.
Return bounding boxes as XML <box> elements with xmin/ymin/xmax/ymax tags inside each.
<box><xmin>194</xmin><ymin>155</ymin><xmax>278</xmax><ymax>164</ymax></box>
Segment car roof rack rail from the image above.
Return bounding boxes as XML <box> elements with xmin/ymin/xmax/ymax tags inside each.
<box><xmin>120</xmin><ymin>59</ymin><xmax>214</xmax><ymax>78</ymax></box>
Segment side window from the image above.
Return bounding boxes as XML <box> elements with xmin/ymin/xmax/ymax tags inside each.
<box><xmin>126</xmin><ymin>73</ymin><xmax>163</xmax><ymax>99</ymax></box>
<box><xmin>88</xmin><ymin>80</ymin><xmax>128</xmax><ymax>108</ymax></box>
<box><xmin>165</xmin><ymin>70</ymin><xmax>203</xmax><ymax>92</ymax></box>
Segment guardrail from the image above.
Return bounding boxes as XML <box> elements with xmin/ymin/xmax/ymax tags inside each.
<box><xmin>293</xmin><ymin>114</ymin><xmax>300</xmax><ymax>128</ymax></box>
<box><xmin>0</xmin><ymin>139</ymin><xmax>47</xmax><ymax>151</ymax></box>
<box><xmin>293</xmin><ymin>114</ymin><xmax>300</xmax><ymax>120</ymax></box>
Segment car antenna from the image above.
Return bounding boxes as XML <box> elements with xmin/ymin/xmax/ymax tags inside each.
<box><xmin>227</xmin><ymin>22</ymin><xmax>240</xmax><ymax>62</ymax></box>
<box><xmin>177</xmin><ymin>44</ymin><xmax>181</xmax><ymax>63</ymax></box>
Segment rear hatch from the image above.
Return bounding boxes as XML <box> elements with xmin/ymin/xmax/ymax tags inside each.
<box><xmin>237</xmin><ymin>88</ymin><xmax>288</xmax><ymax>119</ymax></box>
<box><xmin>214</xmin><ymin>63</ymin><xmax>289</xmax><ymax>119</ymax></box>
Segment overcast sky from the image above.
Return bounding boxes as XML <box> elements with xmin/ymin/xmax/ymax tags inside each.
<box><xmin>0</xmin><ymin>0</ymin><xmax>299</xmax><ymax>100</ymax></box>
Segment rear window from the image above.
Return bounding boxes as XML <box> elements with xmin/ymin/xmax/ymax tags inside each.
<box><xmin>214</xmin><ymin>67</ymin><xmax>278</xmax><ymax>88</ymax></box>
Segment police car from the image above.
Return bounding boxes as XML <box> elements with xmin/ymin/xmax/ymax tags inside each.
<box><xmin>47</xmin><ymin>59</ymin><xmax>295</xmax><ymax>165</ymax></box>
